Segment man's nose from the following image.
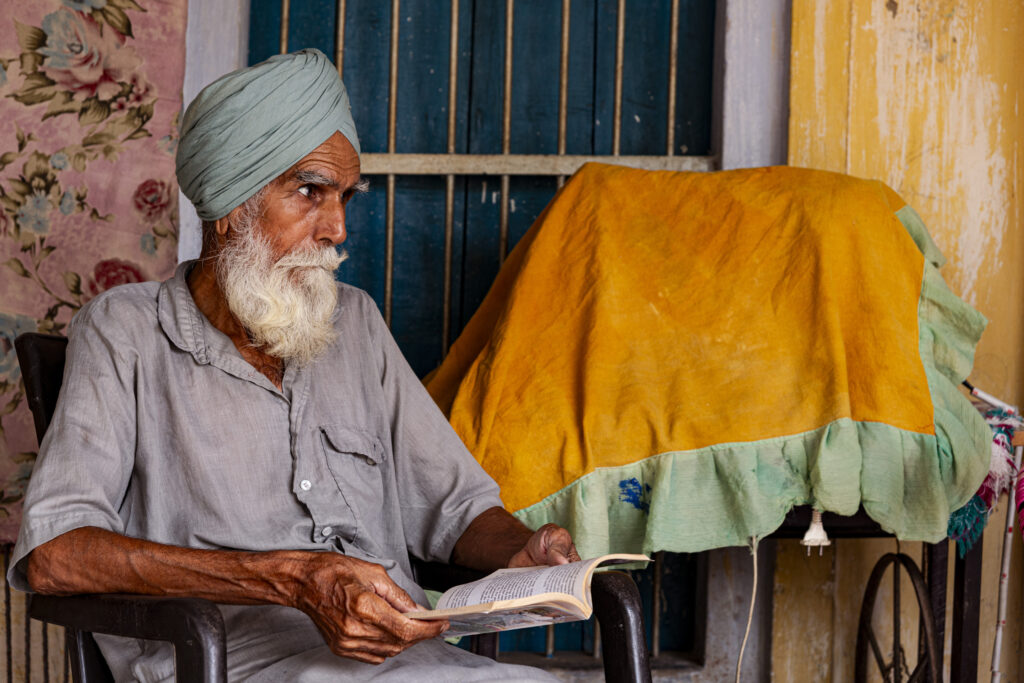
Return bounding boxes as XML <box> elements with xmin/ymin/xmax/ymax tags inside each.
<box><xmin>316</xmin><ymin>200</ymin><xmax>347</xmax><ymax>246</ymax></box>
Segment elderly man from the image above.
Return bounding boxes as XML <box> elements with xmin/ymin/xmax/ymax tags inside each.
<box><xmin>8</xmin><ymin>49</ymin><xmax>576</xmax><ymax>681</ymax></box>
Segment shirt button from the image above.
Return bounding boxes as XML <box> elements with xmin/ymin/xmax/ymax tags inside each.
<box><xmin>299</xmin><ymin>479</ymin><xmax>312</xmax><ymax>491</ymax></box>
<box><xmin>321</xmin><ymin>526</ymin><xmax>333</xmax><ymax>536</ymax></box>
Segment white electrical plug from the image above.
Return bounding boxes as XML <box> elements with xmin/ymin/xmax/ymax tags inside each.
<box><xmin>800</xmin><ymin>509</ymin><xmax>831</xmax><ymax>556</ymax></box>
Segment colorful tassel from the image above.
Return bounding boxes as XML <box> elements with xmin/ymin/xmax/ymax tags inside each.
<box><xmin>948</xmin><ymin>495</ymin><xmax>990</xmax><ymax>558</ymax></box>
<box><xmin>947</xmin><ymin>407</ymin><xmax>1022</xmax><ymax>557</ymax></box>
<box><xmin>1017</xmin><ymin>466</ymin><xmax>1024</xmax><ymax>544</ymax></box>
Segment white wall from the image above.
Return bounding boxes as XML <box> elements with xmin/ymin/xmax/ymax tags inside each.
<box><xmin>713</xmin><ymin>0</ymin><xmax>791</xmax><ymax>170</ymax></box>
<box><xmin>177</xmin><ymin>0</ymin><xmax>250</xmax><ymax>262</ymax></box>
<box><xmin>701</xmin><ymin>1</ymin><xmax>791</xmax><ymax>679</ymax></box>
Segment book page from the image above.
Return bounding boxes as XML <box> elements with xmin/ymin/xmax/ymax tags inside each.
<box><xmin>441</xmin><ymin>603</ymin><xmax>584</xmax><ymax>637</ymax></box>
<box><xmin>435</xmin><ymin>560</ymin><xmax>598</xmax><ymax>611</ymax></box>
<box><xmin>407</xmin><ymin>554</ymin><xmax>649</xmax><ymax>634</ymax></box>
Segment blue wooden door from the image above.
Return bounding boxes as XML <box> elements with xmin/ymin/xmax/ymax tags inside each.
<box><xmin>248</xmin><ymin>0</ymin><xmax>713</xmax><ymax>659</ymax></box>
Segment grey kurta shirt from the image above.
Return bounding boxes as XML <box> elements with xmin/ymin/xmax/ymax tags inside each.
<box><xmin>7</xmin><ymin>262</ymin><xmax>550</xmax><ymax>682</ymax></box>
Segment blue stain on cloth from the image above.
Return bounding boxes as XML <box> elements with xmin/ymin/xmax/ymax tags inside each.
<box><xmin>618</xmin><ymin>478</ymin><xmax>652</xmax><ymax>513</ymax></box>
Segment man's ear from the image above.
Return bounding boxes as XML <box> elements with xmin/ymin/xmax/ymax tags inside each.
<box><xmin>214</xmin><ymin>214</ymin><xmax>233</xmax><ymax>238</ymax></box>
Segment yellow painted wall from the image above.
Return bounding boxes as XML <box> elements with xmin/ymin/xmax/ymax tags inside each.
<box><xmin>780</xmin><ymin>1</ymin><xmax>1024</xmax><ymax>681</ymax></box>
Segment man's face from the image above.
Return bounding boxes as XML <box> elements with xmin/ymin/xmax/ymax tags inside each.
<box><xmin>213</xmin><ymin>131</ymin><xmax>364</xmax><ymax>365</ymax></box>
<box><xmin>250</xmin><ymin>130</ymin><xmax>362</xmax><ymax>260</ymax></box>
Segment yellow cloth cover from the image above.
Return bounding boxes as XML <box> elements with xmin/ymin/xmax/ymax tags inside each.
<box><xmin>427</xmin><ymin>164</ymin><xmax>989</xmax><ymax>556</ymax></box>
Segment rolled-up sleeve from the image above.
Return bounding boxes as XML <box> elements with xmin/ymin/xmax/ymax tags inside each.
<box><xmin>7</xmin><ymin>299</ymin><xmax>137</xmax><ymax>591</ymax></box>
<box><xmin>362</xmin><ymin>293</ymin><xmax>504</xmax><ymax>564</ymax></box>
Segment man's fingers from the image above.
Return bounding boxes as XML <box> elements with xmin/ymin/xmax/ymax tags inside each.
<box><xmin>545</xmin><ymin>531</ymin><xmax>576</xmax><ymax>565</ymax></box>
<box><xmin>336</xmin><ymin>637</ymin><xmax>400</xmax><ymax>658</ymax></box>
<box><xmin>506</xmin><ymin>547</ymin><xmax>533</xmax><ymax>568</ymax></box>
<box><xmin>303</xmin><ymin>555</ymin><xmax>449</xmax><ymax>664</ymax></box>
<box><xmin>552</xmin><ymin>539</ymin><xmax>580</xmax><ymax>564</ymax></box>
<box><xmin>508</xmin><ymin>524</ymin><xmax>581</xmax><ymax>567</ymax></box>
<box><xmin>543</xmin><ymin>544</ymin><xmax>569</xmax><ymax>564</ymax></box>
<box><xmin>329</xmin><ymin>639</ymin><xmax>393</xmax><ymax>664</ymax></box>
<box><xmin>361</xmin><ymin>566</ymin><xmax>422</xmax><ymax>613</ymax></box>
<box><xmin>321</xmin><ymin>604</ymin><xmax>446</xmax><ymax>663</ymax></box>
<box><xmin>546</xmin><ymin>544</ymin><xmax>573</xmax><ymax>564</ymax></box>
<box><xmin>375</xmin><ymin>607</ymin><xmax>449</xmax><ymax>642</ymax></box>
<box><xmin>372</xmin><ymin>579</ymin><xmax>421</xmax><ymax>613</ymax></box>
<box><xmin>350</xmin><ymin>589</ymin><xmax>448</xmax><ymax>642</ymax></box>
<box><xmin>539</xmin><ymin>525</ymin><xmax>577</xmax><ymax>565</ymax></box>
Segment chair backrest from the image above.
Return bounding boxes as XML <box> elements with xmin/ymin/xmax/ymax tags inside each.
<box><xmin>14</xmin><ymin>332</ymin><xmax>116</xmax><ymax>683</ymax></box>
<box><xmin>14</xmin><ymin>333</ymin><xmax>69</xmax><ymax>445</ymax></box>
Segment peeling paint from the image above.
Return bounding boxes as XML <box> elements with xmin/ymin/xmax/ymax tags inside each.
<box><xmin>811</xmin><ymin>0</ymin><xmax>827</xmax><ymax>154</ymax></box>
<box><xmin>793</xmin><ymin>0</ymin><xmax>1015</xmax><ymax>306</ymax></box>
<box><xmin>860</xmin><ymin>1</ymin><xmax>1010</xmax><ymax>305</ymax></box>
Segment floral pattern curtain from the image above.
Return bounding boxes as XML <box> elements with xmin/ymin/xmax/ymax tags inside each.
<box><xmin>0</xmin><ymin>0</ymin><xmax>185</xmax><ymax>542</ymax></box>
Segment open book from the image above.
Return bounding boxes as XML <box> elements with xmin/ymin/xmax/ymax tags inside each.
<box><xmin>406</xmin><ymin>554</ymin><xmax>649</xmax><ymax>637</ymax></box>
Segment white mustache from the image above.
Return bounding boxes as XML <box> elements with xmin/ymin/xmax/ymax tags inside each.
<box><xmin>275</xmin><ymin>245</ymin><xmax>347</xmax><ymax>271</ymax></box>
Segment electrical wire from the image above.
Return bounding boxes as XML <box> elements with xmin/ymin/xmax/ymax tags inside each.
<box><xmin>735</xmin><ymin>536</ymin><xmax>759</xmax><ymax>683</ymax></box>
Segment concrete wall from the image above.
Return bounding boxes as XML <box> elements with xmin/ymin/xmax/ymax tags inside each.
<box><xmin>778</xmin><ymin>1</ymin><xmax>1024</xmax><ymax>680</ymax></box>
<box><xmin>176</xmin><ymin>0</ymin><xmax>250</xmax><ymax>262</ymax></box>
<box><xmin>712</xmin><ymin>0</ymin><xmax>791</xmax><ymax>169</ymax></box>
<box><xmin>698</xmin><ymin>2</ymin><xmax>793</xmax><ymax>680</ymax></box>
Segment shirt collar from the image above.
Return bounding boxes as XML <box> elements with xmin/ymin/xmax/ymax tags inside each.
<box><xmin>157</xmin><ymin>260</ymin><xmax>210</xmax><ymax>363</ymax></box>
<box><xmin>156</xmin><ymin>261</ymin><xmax>279</xmax><ymax>389</ymax></box>
<box><xmin>158</xmin><ymin>261</ymin><xmax>336</xmax><ymax>400</ymax></box>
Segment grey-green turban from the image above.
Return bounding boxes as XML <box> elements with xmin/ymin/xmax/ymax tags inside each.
<box><xmin>176</xmin><ymin>48</ymin><xmax>360</xmax><ymax>221</ymax></box>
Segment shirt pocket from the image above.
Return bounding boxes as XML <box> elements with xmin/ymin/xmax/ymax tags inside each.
<box><xmin>319</xmin><ymin>424</ymin><xmax>388</xmax><ymax>543</ymax></box>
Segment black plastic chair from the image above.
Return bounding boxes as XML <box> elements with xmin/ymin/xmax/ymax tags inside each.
<box><xmin>14</xmin><ymin>332</ymin><xmax>651</xmax><ymax>683</ymax></box>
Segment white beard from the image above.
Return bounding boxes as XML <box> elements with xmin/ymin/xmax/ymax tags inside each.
<box><xmin>216</xmin><ymin>208</ymin><xmax>346</xmax><ymax>366</ymax></box>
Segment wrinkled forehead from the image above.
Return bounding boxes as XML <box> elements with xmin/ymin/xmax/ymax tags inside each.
<box><xmin>176</xmin><ymin>48</ymin><xmax>360</xmax><ymax>222</ymax></box>
<box><xmin>275</xmin><ymin>132</ymin><xmax>361</xmax><ymax>183</ymax></box>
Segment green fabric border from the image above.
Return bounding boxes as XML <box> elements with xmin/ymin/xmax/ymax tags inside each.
<box><xmin>514</xmin><ymin>420</ymin><xmax>972</xmax><ymax>557</ymax></box>
<box><xmin>902</xmin><ymin>204</ymin><xmax>989</xmax><ymax>525</ymax></box>
<box><xmin>897</xmin><ymin>205</ymin><xmax>946</xmax><ymax>268</ymax></box>
<box><xmin>513</xmin><ymin>206</ymin><xmax>990</xmax><ymax>558</ymax></box>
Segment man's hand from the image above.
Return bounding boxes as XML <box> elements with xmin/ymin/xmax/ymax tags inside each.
<box><xmin>507</xmin><ymin>523</ymin><xmax>581</xmax><ymax>568</ymax></box>
<box><xmin>295</xmin><ymin>553</ymin><xmax>448</xmax><ymax>664</ymax></box>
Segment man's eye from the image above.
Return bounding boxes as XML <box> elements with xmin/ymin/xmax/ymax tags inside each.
<box><xmin>298</xmin><ymin>185</ymin><xmax>315</xmax><ymax>198</ymax></box>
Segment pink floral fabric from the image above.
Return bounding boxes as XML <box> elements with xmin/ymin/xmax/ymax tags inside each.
<box><xmin>0</xmin><ymin>0</ymin><xmax>185</xmax><ymax>542</ymax></box>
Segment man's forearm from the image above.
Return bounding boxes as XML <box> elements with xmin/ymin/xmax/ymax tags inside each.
<box><xmin>452</xmin><ymin>507</ymin><xmax>581</xmax><ymax>571</ymax></box>
<box><xmin>27</xmin><ymin>526</ymin><xmax>305</xmax><ymax>606</ymax></box>
<box><xmin>450</xmin><ymin>506</ymin><xmax>536</xmax><ymax>571</ymax></box>
<box><xmin>26</xmin><ymin>526</ymin><xmax>449</xmax><ymax>664</ymax></box>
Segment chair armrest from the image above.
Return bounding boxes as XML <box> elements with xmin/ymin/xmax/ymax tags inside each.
<box><xmin>408</xmin><ymin>559</ymin><xmax>499</xmax><ymax>658</ymax></box>
<box><xmin>592</xmin><ymin>571</ymin><xmax>652</xmax><ymax>683</ymax></box>
<box><xmin>409</xmin><ymin>558</ymin><xmax>488</xmax><ymax>591</ymax></box>
<box><xmin>30</xmin><ymin>593</ymin><xmax>227</xmax><ymax>683</ymax></box>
